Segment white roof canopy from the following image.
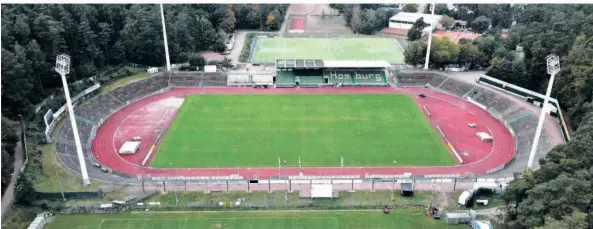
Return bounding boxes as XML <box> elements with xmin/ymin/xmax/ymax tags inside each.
<box><xmin>323</xmin><ymin>60</ymin><xmax>391</xmax><ymax>68</ymax></box>
<box><xmin>389</xmin><ymin>12</ymin><xmax>443</xmax><ymax>24</ymax></box>
<box><xmin>311</xmin><ymin>184</ymin><xmax>333</xmax><ymax>198</ymax></box>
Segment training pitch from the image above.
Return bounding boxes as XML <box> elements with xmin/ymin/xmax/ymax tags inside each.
<box><xmin>251</xmin><ymin>37</ymin><xmax>404</xmax><ymax>63</ymax></box>
<box><xmin>150</xmin><ymin>94</ymin><xmax>455</xmax><ymax>168</ymax></box>
<box><xmin>45</xmin><ymin>210</ymin><xmax>467</xmax><ymax>229</ymax></box>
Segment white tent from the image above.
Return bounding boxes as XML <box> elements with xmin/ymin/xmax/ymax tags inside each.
<box><xmin>476</xmin><ymin>132</ymin><xmax>493</xmax><ymax>142</ymax></box>
<box><xmin>119</xmin><ymin>141</ymin><xmax>141</xmax><ymax>155</ymax></box>
<box><xmin>458</xmin><ymin>190</ymin><xmax>472</xmax><ymax>205</ymax></box>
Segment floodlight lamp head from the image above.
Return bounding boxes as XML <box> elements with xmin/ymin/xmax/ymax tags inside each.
<box><xmin>55</xmin><ymin>54</ymin><xmax>71</xmax><ymax>75</ymax></box>
<box><xmin>546</xmin><ymin>54</ymin><xmax>560</xmax><ymax>75</ymax></box>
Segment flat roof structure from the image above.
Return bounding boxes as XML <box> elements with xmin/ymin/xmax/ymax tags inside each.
<box><xmin>276</xmin><ymin>59</ymin><xmax>324</xmax><ymax>69</ymax></box>
<box><xmin>389</xmin><ymin>12</ymin><xmax>443</xmax><ymax>25</ymax></box>
<box><xmin>276</xmin><ymin>60</ymin><xmax>391</xmax><ymax>69</ymax></box>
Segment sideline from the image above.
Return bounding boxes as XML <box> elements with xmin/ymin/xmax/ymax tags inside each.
<box><xmin>130</xmin><ymin>209</ymin><xmax>392</xmax><ymax>214</ymax></box>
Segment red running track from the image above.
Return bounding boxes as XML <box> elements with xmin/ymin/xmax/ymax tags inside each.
<box><xmin>92</xmin><ymin>87</ymin><xmax>515</xmax><ymax>179</ymax></box>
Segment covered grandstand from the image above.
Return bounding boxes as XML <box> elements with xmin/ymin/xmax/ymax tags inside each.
<box><xmin>275</xmin><ymin>59</ymin><xmax>390</xmax><ymax>87</ymax></box>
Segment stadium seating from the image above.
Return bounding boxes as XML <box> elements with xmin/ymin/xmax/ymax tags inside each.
<box><xmin>201</xmin><ymin>72</ymin><xmax>228</xmax><ymax>86</ymax></box>
<box><xmin>75</xmin><ymin>94</ymin><xmax>123</xmax><ymax>123</ymax></box>
<box><xmin>326</xmin><ymin>70</ymin><xmax>355</xmax><ymax>85</ymax></box>
<box><xmin>393</xmin><ymin>71</ymin><xmax>447</xmax><ymax>87</ymax></box>
<box><xmin>398</xmin><ymin>70</ymin><xmax>558</xmax><ymax>175</ymax></box>
<box><xmin>54</xmin><ymin>74</ymin><xmax>168</xmax><ymax>183</ymax></box>
<box><xmin>275</xmin><ymin>70</ymin><xmax>295</xmax><ymax>86</ymax></box>
<box><xmin>438</xmin><ymin>78</ymin><xmax>473</xmax><ymax>97</ymax></box>
<box><xmin>352</xmin><ymin>70</ymin><xmax>387</xmax><ymax>85</ymax></box>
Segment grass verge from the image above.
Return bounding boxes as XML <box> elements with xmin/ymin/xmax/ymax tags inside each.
<box><xmin>239</xmin><ymin>33</ymin><xmax>257</xmax><ymax>63</ymax></box>
<box><xmin>45</xmin><ymin>209</ymin><xmax>468</xmax><ymax>229</ymax></box>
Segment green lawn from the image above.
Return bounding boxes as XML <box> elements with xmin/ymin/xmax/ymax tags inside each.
<box><xmin>151</xmin><ymin>94</ymin><xmax>454</xmax><ymax>168</ymax></box>
<box><xmin>45</xmin><ymin>210</ymin><xmax>467</xmax><ymax>229</ymax></box>
<box><xmin>252</xmin><ymin>38</ymin><xmax>404</xmax><ymax>63</ymax></box>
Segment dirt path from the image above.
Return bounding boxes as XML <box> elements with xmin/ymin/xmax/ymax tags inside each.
<box><xmin>278</xmin><ymin>5</ymin><xmax>293</xmax><ymax>37</ymax></box>
<box><xmin>229</xmin><ymin>30</ymin><xmax>250</xmax><ymax>65</ymax></box>
<box><xmin>1</xmin><ymin>141</ymin><xmax>24</xmax><ymax>220</ymax></box>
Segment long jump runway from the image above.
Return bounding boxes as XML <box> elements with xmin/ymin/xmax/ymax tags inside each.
<box><xmin>91</xmin><ymin>87</ymin><xmax>515</xmax><ymax>179</ymax></box>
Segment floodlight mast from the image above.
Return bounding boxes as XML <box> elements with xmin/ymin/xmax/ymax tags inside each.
<box><xmin>527</xmin><ymin>54</ymin><xmax>560</xmax><ymax>170</ymax></box>
<box><xmin>423</xmin><ymin>3</ymin><xmax>435</xmax><ymax>70</ymax></box>
<box><xmin>55</xmin><ymin>54</ymin><xmax>91</xmax><ymax>186</ymax></box>
<box><xmin>160</xmin><ymin>4</ymin><xmax>171</xmax><ymax>71</ymax></box>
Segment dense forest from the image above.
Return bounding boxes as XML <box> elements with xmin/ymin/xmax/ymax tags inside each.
<box><xmin>404</xmin><ymin>6</ymin><xmax>593</xmax><ymax>227</ymax></box>
<box><xmin>407</xmin><ymin>4</ymin><xmax>593</xmax><ymax>229</ymax></box>
<box><xmin>1</xmin><ymin>4</ymin><xmax>288</xmax><ymax>197</ymax></box>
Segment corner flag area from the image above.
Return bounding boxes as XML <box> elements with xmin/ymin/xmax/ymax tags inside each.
<box><xmin>251</xmin><ymin>37</ymin><xmax>405</xmax><ymax>64</ymax></box>
<box><xmin>150</xmin><ymin>94</ymin><xmax>455</xmax><ymax>168</ymax></box>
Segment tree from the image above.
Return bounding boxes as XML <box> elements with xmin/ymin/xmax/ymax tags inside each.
<box><xmin>429</xmin><ymin>37</ymin><xmax>460</xmax><ymax>68</ymax></box>
<box><xmin>439</xmin><ymin>15</ymin><xmax>455</xmax><ymax>29</ymax></box>
<box><xmin>216</xmin><ymin>5</ymin><xmax>236</xmax><ymax>33</ymax></box>
<box><xmin>458</xmin><ymin>43</ymin><xmax>484</xmax><ymax>69</ymax></box>
<box><xmin>404</xmin><ymin>41</ymin><xmax>427</xmax><ymax>66</ymax></box>
<box><xmin>407</xmin><ymin>17</ymin><xmax>427</xmax><ymax>41</ymax></box>
<box><xmin>349</xmin><ymin>5</ymin><xmax>363</xmax><ymax>33</ymax></box>
<box><xmin>434</xmin><ymin>4</ymin><xmax>450</xmax><ymax>15</ymax></box>
<box><xmin>471</xmin><ymin>15</ymin><xmax>492</xmax><ymax>33</ymax></box>
<box><xmin>534</xmin><ymin>211</ymin><xmax>588</xmax><ymax>229</ymax></box>
<box><xmin>402</xmin><ymin>4</ymin><xmax>418</xmax><ymax>13</ymax></box>
<box><xmin>188</xmin><ymin>53</ymin><xmax>206</xmax><ymax>70</ymax></box>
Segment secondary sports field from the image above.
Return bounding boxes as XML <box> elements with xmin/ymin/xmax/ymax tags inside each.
<box><xmin>45</xmin><ymin>210</ymin><xmax>467</xmax><ymax>229</ymax></box>
<box><xmin>151</xmin><ymin>94</ymin><xmax>454</xmax><ymax>168</ymax></box>
<box><xmin>251</xmin><ymin>37</ymin><xmax>404</xmax><ymax>63</ymax></box>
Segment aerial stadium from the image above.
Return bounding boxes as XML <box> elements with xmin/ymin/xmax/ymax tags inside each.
<box><xmin>23</xmin><ymin>3</ymin><xmax>574</xmax><ymax>229</ymax></box>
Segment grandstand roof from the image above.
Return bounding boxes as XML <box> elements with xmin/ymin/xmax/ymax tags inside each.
<box><xmin>276</xmin><ymin>59</ymin><xmax>324</xmax><ymax>69</ymax></box>
<box><xmin>276</xmin><ymin>60</ymin><xmax>391</xmax><ymax>69</ymax></box>
<box><xmin>323</xmin><ymin>60</ymin><xmax>391</xmax><ymax>68</ymax></box>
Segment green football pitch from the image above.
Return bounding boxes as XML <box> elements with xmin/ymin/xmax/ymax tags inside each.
<box><xmin>45</xmin><ymin>210</ymin><xmax>468</xmax><ymax>229</ymax></box>
<box><xmin>251</xmin><ymin>37</ymin><xmax>404</xmax><ymax>63</ymax></box>
<box><xmin>151</xmin><ymin>94</ymin><xmax>454</xmax><ymax>168</ymax></box>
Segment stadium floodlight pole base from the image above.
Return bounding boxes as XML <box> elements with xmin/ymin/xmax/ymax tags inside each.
<box><xmin>56</xmin><ymin>54</ymin><xmax>91</xmax><ymax>186</ymax></box>
<box><xmin>423</xmin><ymin>3</ymin><xmax>436</xmax><ymax>70</ymax></box>
<box><xmin>527</xmin><ymin>54</ymin><xmax>560</xmax><ymax>170</ymax></box>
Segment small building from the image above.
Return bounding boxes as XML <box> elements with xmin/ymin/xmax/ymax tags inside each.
<box><xmin>204</xmin><ymin>65</ymin><xmax>217</xmax><ymax>73</ymax></box>
<box><xmin>310</xmin><ymin>184</ymin><xmax>337</xmax><ymax>199</ymax></box>
<box><xmin>389</xmin><ymin>12</ymin><xmax>443</xmax><ymax>30</ymax></box>
<box><xmin>400</xmin><ymin>181</ymin><xmax>415</xmax><ymax>197</ymax></box>
<box><xmin>445</xmin><ymin>212</ymin><xmax>473</xmax><ymax>224</ymax></box>
<box><xmin>147</xmin><ymin>67</ymin><xmax>159</xmax><ymax>74</ymax></box>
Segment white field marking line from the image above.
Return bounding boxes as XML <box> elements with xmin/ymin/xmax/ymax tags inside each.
<box><xmin>181</xmin><ymin>218</ymin><xmax>188</xmax><ymax>229</ymax></box>
<box><xmin>425</xmin><ymin>93</ymin><xmax>503</xmax><ymax>167</ymax></box>
<box><xmin>96</xmin><ymin>219</ymin><xmax>105</xmax><ymax>229</ymax></box>
<box><xmin>131</xmin><ymin>209</ymin><xmax>385</xmax><ymax>214</ymax></box>
<box><xmin>110</xmin><ymin>97</ymin><xmax>183</xmax><ymax>170</ymax></box>
<box><xmin>333</xmin><ymin>217</ymin><xmax>340</xmax><ymax>229</ymax></box>
<box><xmin>101</xmin><ymin>219</ymin><xmax>188</xmax><ymax>221</ymax></box>
<box><xmin>140</xmin><ymin>219</ymin><xmax>148</xmax><ymax>229</ymax></box>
